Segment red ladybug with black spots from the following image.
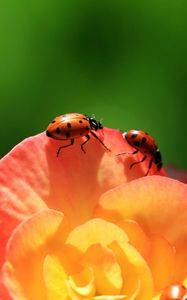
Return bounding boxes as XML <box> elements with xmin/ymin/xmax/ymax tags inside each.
<box><xmin>117</xmin><ymin>129</ymin><xmax>162</xmax><ymax>176</ymax></box>
<box><xmin>160</xmin><ymin>283</ymin><xmax>187</xmax><ymax>300</ymax></box>
<box><xmin>46</xmin><ymin>113</ymin><xmax>109</xmax><ymax>156</ymax></box>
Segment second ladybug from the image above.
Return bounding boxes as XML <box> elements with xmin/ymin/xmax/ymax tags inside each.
<box><xmin>46</xmin><ymin>113</ymin><xmax>109</xmax><ymax>156</ymax></box>
<box><xmin>116</xmin><ymin>129</ymin><xmax>163</xmax><ymax>176</ymax></box>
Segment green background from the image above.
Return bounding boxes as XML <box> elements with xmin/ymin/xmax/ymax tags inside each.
<box><xmin>0</xmin><ymin>0</ymin><xmax>187</xmax><ymax>168</ymax></box>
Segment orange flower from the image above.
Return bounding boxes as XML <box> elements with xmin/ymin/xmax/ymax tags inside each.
<box><xmin>0</xmin><ymin>128</ymin><xmax>186</xmax><ymax>300</ymax></box>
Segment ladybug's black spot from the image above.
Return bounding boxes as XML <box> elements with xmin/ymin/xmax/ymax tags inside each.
<box><xmin>149</xmin><ymin>150</ymin><xmax>154</xmax><ymax>156</ymax></box>
<box><xmin>131</xmin><ymin>133</ymin><xmax>138</xmax><ymax>139</ymax></box>
<box><xmin>134</xmin><ymin>141</ymin><xmax>140</xmax><ymax>147</ymax></box>
<box><xmin>142</xmin><ymin>137</ymin><xmax>147</xmax><ymax>143</ymax></box>
<box><xmin>79</xmin><ymin>120</ymin><xmax>83</xmax><ymax>123</ymax></box>
<box><xmin>154</xmin><ymin>150</ymin><xmax>162</xmax><ymax>163</ymax></box>
<box><xmin>56</xmin><ymin>128</ymin><xmax>61</xmax><ymax>134</ymax></box>
<box><xmin>51</xmin><ymin>120</ymin><xmax>56</xmax><ymax>123</ymax></box>
<box><xmin>85</xmin><ymin>126</ymin><xmax>89</xmax><ymax>131</ymax></box>
<box><xmin>67</xmin><ymin>122</ymin><xmax>71</xmax><ymax>128</ymax></box>
<box><xmin>46</xmin><ymin>130</ymin><xmax>52</xmax><ymax>137</ymax></box>
<box><xmin>66</xmin><ymin>132</ymin><xmax>71</xmax><ymax>138</ymax></box>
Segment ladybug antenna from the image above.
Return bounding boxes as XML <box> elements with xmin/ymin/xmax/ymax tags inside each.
<box><xmin>118</xmin><ymin>129</ymin><xmax>127</xmax><ymax>134</ymax></box>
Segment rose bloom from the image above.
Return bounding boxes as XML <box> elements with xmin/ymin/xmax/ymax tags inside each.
<box><xmin>0</xmin><ymin>127</ymin><xmax>187</xmax><ymax>300</ymax></box>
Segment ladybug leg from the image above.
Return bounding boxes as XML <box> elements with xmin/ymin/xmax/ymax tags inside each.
<box><xmin>145</xmin><ymin>158</ymin><xmax>153</xmax><ymax>176</ymax></box>
<box><xmin>116</xmin><ymin>149</ymin><xmax>138</xmax><ymax>156</ymax></box>
<box><xmin>129</xmin><ymin>155</ymin><xmax>147</xmax><ymax>169</ymax></box>
<box><xmin>80</xmin><ymin>134</ymin><xmax>90</xmax><ymax>153</ymax></box>
<box><xmin>56</xmin><ymin>138</ymin><xmax>74</xmax><ymax>157</ymax></box>
<box><xmin>90</xmin><ymin>131</ymin><xmax>110</xmax><ymax>151</ymax></box>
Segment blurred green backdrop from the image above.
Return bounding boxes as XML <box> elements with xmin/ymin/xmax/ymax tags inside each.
<box><xmin>0</xmin><ymin>0</ymin><xmax>187</xmax><ymax>168</ymax></box>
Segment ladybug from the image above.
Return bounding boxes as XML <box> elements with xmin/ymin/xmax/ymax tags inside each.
<box><xmin>46</xmin><ymin>113</ymin><xmax>109</xmax><ymax>156</ymax></box>
<box><xmin>160</xmin><ymin>283</ymin><xmax>187</xmax><ymax>300</ymax></box>
<box><xmin>116</xmin><ymin>129</ymin><xmax>162</xmax><ymax>176</ymax></box>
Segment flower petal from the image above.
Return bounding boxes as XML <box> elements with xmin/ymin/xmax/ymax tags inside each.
<box><xmin>3</xmin><ymin>209</ymin><xmax>66</xmax><ymax>300</ymax></box>
<box><xmin>0</xmin><ymin>277</ymin><xmax>12</xmax><ymax>300</ymax></box>
<box><xmin>66</xmin><ymin>218</ymin><xmax>129</xmax><ymax>252</ymax></box>
<box><xmin>116</xmin><ymin>219</ymin><xmax>151</xmax><ymax>259</ymax></box>
<box><xmin>69</xmin><ymin>266</ymin><xmax>95</xmax><ymax>297</ymax></box>
<box><xmin>43</xmin><ymin>255</ymin><xmax>68</xmax><ymax>300</ymax></box>
<box><xmin>82</xmin><ymin>243</ymin><xmax>123</xmax><ymax>295</ymax></box>
<box><xmin>148</xmin><ymin>234</ymin><xmax>175</xmax><ymax>291</ymax></box>
<box><xmin>86</xmin><ymin>296</ymin><xmax>127</xmax><ymax>300</ymax></box>
<box><xmin>95</xmin><ymin>176</ymin><xmax>187</xmax><ymax>245</ymax></box>
<box><xmin>110</xmin><ymin>241</ymin><xmax>154</xmax><ymax>300</ymax></box>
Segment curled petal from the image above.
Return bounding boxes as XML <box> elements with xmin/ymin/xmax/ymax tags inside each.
<box><xmin>68</xmin><ymin>266</ymin><xmax>95</xmax><ymax>297</ymax></box>
<box><xmin>95</xmin><ymin>176</ymin><xmax>187</xmax><ymax>245</ymax></box>
<box><xmin>43</xmin><ymin>255</ymin><xmax>68</xmax><ymax>300</ymax></box>
<box><xmin>86</xmin><ymin>296</ymin><xmax>127</xmax><ymax>300</ymax></box>
<box><xmin>110</xmin><ymin>241</ymin><xmax>154</xmax><ymax>300</ymax></box>
<box><xmin>82</xmin><ymin>243</ymin><xmax>123</xmax><ymax>295</ymax></box>
<box><xmin>148</xmin><ymin>234</ymin><xmax>175</xmax><ymax>291</ymax></box>
<box><xmin>116</xmin><ymin>219</ymin><xmax>151</xmax><ymax>259</ymax></box>
<box><xmin>66</xmin><ymin>218</ymin><xmax>129</xmax><ymax>252</ymax></box>
<box><xmin>3</xmin><ymin>209</ymin><xmax>66</xmax><ymax>300</ymax></box>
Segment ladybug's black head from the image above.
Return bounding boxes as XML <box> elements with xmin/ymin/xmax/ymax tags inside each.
<box><xmin>86</xmin><ymin>115</ymin><xmax>103</xmax><ymax>131</ymax></box>
<box><xmin>96</xmin><ymin>120</ymin><xmax>103</xmax><ymax>130</ymax></box>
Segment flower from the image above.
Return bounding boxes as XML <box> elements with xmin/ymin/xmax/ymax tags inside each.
<box><xmin>0</xmin><ymin>127</ymin><xmax>186</xmax><ymax>300</ymax></box>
